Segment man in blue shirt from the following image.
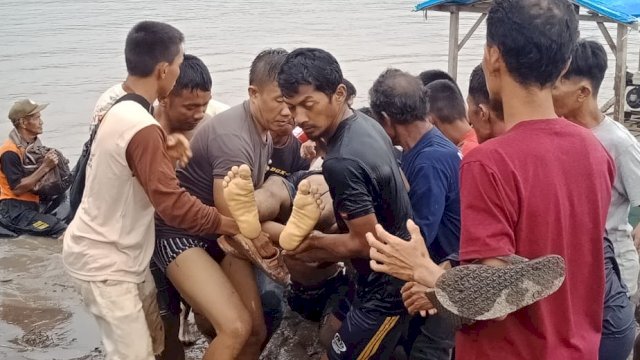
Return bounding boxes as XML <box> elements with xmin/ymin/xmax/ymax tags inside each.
<box><xmin>369</xmin><ymin>68</ymin><xmax>461</xmax><ymax>360</ymax></box>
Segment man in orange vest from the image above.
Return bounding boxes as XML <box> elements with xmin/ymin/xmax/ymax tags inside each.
<box><xmin>0</xmin><ymin>99</ymin><xmax>66</xmax><ymax>237</ymax></box>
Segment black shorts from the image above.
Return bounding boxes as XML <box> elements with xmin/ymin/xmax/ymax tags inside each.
<box><xmin>327</xmin><ymin>272</ymin><xmax>408</xmax><ymax>360</ymax></box>
<box><xmin>328</xmin><ymin>306</ymin><xmax>408</xmax><ymax>360</ymax></box>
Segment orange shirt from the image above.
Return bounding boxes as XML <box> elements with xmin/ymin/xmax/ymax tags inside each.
<box><xmin>458</xmin><ymin>128</ymin><xmax>479</xmax><ymax>157</ymax></box>
<box><xmin>0</xmin><ymin>139</ymin><xmax>39</xmax><ymax>203</ymax></box>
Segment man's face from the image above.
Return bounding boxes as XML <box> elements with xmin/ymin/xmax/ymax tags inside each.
<box><xmin>271</xmin><ymin>116</ymin><xmax>295</xmax><ymax>139</ymax></box>
<box><xmin>551</xmin><ymin>77</ymin><xmax>583</xmax><ymax>120</ymax></box>
<box><xmin>158</xmin><ymin>47</ymin><xmax>185</xmax><ymax>98</ymax></box>
<box><xmin>21</xmin><ymin>112</ymin><xmax>43</xmax><ymax>135</ymax></box>
<box><xmin>250</xmin><ymin>81</ymin><xmax>292</xmax><ymax>132</ymax></box>
<box><xmin>284</xmin><ymin>84</ymin><xmax>344</xmax><ymax>141</ymax></box>
<box><xmin>467</xmin><ymin>96</ymin><xmax>491</xmax><ymax>143</ymax></box>
<box><xmin>165</xmin><ymin>89</ymin><xmax>211</xmax><ymax>132</ymax></box>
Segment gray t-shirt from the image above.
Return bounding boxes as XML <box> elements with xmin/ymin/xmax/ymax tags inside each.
<box><xmin>592</xmin><ymin>116</ymin><xmax>640</xmax><ymax>295</ymax></box>
<box><xmin>155</xmin><ymin>100</ymin><xmax>272</xmax><ymax>238</ymax></box>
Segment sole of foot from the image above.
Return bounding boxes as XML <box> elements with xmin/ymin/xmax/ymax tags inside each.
<box><xmin>222</xmin><ymin>164</ymin><xmax>262</xmax><ymax>240</ymax></box>
<box><xmin>279</xmin><ymin>179</ymin><xmax>324</xmax><ymax>251</ymax></box>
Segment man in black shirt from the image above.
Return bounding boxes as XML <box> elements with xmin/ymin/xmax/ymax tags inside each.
<box><xmin>279</xmin><ymin>48</ymin><xmax>412</xmax><ymax>360</ymax></box>
<box><xmin>266</xmin><ymin>116</ymin><xmax>310</xmax><ymax>179</ymax></box>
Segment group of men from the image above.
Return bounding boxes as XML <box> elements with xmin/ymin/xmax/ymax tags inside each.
<box><xmin>3</xmin><ymin>0</ymin><xmax>639</xmax><ymax>359</ymax></box>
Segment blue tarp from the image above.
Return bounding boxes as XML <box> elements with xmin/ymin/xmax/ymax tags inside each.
<box><xmin>414</xmin><ymin>0</ymin><xmax>640</xmax><ymax>25</ymax></box>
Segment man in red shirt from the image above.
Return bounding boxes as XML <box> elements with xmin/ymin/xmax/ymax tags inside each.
<box><xmin>366</xmin><ymin>0</ymin><xmax>614</xmax><ymax>359</ymax></box>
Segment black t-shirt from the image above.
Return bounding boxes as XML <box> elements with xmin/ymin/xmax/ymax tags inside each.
<box><xmin>1</xmin><ymin>151</ymin><xmax>24</xmax><ymax>189</ymax></box>
<box><xmin>323</xmin><ymin>111</ymin><xmax>413</xmax><ymax>312</ymax></box>
<box><xmin>266</xmin><ymin>134</ymin><xmax>310</xmax><ymax>179</ymax></box>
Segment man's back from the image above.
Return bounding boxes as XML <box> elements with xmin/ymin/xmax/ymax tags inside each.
<box><xmin>457</xmin><ymin>119</ymin><xmax>613</xmax><ymax>359</ymax></box>
<box><xmin>401</xmin><ymin>127</ymin><xmax>460</xmax><ymax>264</ymax></box>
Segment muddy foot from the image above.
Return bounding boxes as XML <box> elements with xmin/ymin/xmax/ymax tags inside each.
<box><xmin>223</xmin><ymin>164</ymin><xmax>261</xmax><ymax>239</ymax></box>
<box><xmin>279</xmin><ymin>179</ymin><xmax>324</xmax><ymax>251</ymax></box>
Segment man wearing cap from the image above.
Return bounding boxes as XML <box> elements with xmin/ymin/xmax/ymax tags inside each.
<box><xmin>0</xmin><ymin>99</ymin><xmax>67</xmax><ymax>237</ymax></box>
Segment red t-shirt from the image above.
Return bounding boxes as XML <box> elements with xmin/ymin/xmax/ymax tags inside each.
<box><xmin>459</xmin><ymin>127</ymin><xmax>479</xmax><ymax>157</ymax></box>
<box><xmin>457</xmin><ymin>119</ymin><xmax>614</xmax><ymax>360</ymax></box>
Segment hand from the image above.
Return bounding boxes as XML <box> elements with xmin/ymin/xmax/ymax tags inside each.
<box><xmin>366</xmin><ymin>219</ymin><xmax>443</xmax><ymax>287</ymax></box>
<box><xmin>166</xmin><ymin>133</ymin><xmax>192</xmax><ymax>167</ymax></box>
<box><xmin>253</xmin><ymin>232</ymin><xmax>278</xmax><ymax>258</ymax></box>
<box><xmin>217</xmin><ymin>216</ymin><xmax>240</xmax><ymax>236</ymax></box>
<box><xmin>300</xmin><ymin>140</ymin><xmax>317</xmax><ymax>160</ymax></box>
<box><xmin>42</xmin><ymin>150</ymin><xmax>59</xmax><ymax>170</ymax></box>
<box><xmin>634</xmin><ymin>224</ymin><xmax>640</xmax><ymax>251</ymax></box>
<box><xmin>401</xmin><ymin>282</ymin><xmax>437</xmax><ymax>316</ymax></box>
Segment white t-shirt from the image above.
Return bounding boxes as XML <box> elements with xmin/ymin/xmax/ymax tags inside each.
<box><xmin>90</xmin><ymin>83</ymin><xmax>127</xmax><ymax>132</ymax></box>
<box><xmin>592</xmin><ymin>116</ymin><xmax>640</xmax><ymax>295</ymax></box>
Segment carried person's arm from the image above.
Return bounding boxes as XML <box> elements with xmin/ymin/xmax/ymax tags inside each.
<box><xmin>126</xmin><ymin>125</ymin><xmax>238</xmax><ymax>236</ymax></box>
<box><xmin>2</xmin><ymin>150</ymin><xmax>57</xmax><ymax>195</ymax></box>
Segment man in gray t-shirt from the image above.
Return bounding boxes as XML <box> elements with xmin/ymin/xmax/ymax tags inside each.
<box><xmin>553</xmin><ymin>39</ymin><xmax>640</xmax><ymax>298</ymax></box>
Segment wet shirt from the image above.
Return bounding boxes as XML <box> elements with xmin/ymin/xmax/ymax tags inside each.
<box><xmin>457</xmin><ymin>119</ymin><xmax>613</xmax><ymax>360</ymax></box>
<box><xmin>155</xmin><ymin>101</ymin><xmax>272</xmax><ymax>240</ymax></box>
<box><xmin>323</xmin><ymin>111</ymin><xmax>413</xmax><ymax>312</ymax></box>
<box><xmin>401</xmin><ymin>127</ymin><xmax>460</xmax><ymax>264</ymax></box>
<box><xmin>266</xmin><ymin>134</ymin><xmax>310</xmax><ymax>179</ymax></box>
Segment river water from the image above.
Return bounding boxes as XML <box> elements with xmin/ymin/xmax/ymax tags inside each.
<box><xmin>0</xmin><ymin>1</ymin><xmax>639</xmax><ymax>359</ymax></box>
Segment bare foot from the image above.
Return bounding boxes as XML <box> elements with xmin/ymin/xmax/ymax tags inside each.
<box><xmin>223</xmin><ymin>164</ymin><xmax>261</xmax><ymax>239</ymax></box>
<box><xmin>279</xmin><ymin>179</ymin><xmax>324</xmax><ymax>250</ymax></box>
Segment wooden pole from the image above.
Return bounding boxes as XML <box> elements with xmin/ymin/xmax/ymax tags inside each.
<box><xmin>448</xmin><ymin>9</ymin><xmax>460</xmax><ymax>81</ymax></box>
<box><xmin>614</xmin><ymin>24</ymin><xmax>628</xmax><ymax>123</ymax></box>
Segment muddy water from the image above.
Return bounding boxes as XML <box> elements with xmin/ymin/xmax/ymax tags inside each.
<box><xmin>0</xmin><ymin>236</ymin><xmax>102</xmax><ymax>359</ymax></box>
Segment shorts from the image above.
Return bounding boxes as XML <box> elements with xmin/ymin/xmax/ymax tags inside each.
<box><xmin>286</xmin><ymin>266</ymin><xmax>353</xmax><ymax>323</ymax></box>
<box><xmin>328</xmin><ymin>306</ymin><xmax>408</xmax><ymax>360</ymax></box>
<box><xmin>327</xmin><ymin>272</ymin><xmax>408</xmax><ymax>360</ymax></box>
<box><xmin>72</xmin><ymin>269</ymin><xmax>164</xmax><ymax>358</ymax></box>
<box><xmin>153</xmin><ymin>235</ymin><xmax>225</xmax><ymax>273</ymax></box>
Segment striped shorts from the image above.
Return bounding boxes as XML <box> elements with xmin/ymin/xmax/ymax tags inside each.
<box><xmin>153</xmin><ymin>237</ymin><xmax>208</xmax><ymax>273</ymax></box>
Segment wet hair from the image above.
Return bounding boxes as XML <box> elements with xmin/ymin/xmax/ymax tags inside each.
<box><xmin>249</xmin><ymin>48</ymin><xmax>289</xmax><ymax>88</ymax></box>
<box><xmin>125</xmin><ymin>21</ymin><xmax>184</xmax><ymax>77</ymax></box>
<box><xmin>343</xmin><ymin>78</ymin><xmax>357</xmax><ymax>99</ymax></box>
<box><xmin>425</xmin><ymin>79</ymin><xmax>467</xmax><ymax>124</ymax></box>
<box><xmin>358</xmin><ymin>106</ymin><xmax>375</xmax><ymax>119</ymax></box>
<box><xmin>369</xmin><ymin>68</ymin><xmax>428</xmax><ymax>125</ymax></box>
<box><xmin>171</xmin><ymin>54</ymin><xmax>212</xmax><ymax>95</ymax></box>
<box><xmin>486</xmin><ymin>0</ymin><xmax>578</xmax><ymax>87</ymax></box>
<box><xmin>562</xmin><ymin>39</ymin><xmax>608</xmax><ymax>96</ymax></box>
<box><xmin>419</xmin><ymin>70</ymin><xmax>454</xmax><ymax>86</ymax></box>
<box><xmin>468</xmin><ymin>64</ymin><xmax>490</xmax><ymax>105</ymax></box>
<box><xmin>278</xmin><ymin>48</ymin><xmax>343</xmax><ymax>98</ymax></box>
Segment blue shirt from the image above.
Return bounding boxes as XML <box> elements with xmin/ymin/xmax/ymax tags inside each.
<box><xmin>401</xmin><ymin>127</ymin><xmax>461</xmax><ymax>263</ymax></box>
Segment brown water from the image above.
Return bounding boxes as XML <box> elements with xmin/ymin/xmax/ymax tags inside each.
<box><xmin>0</xmin><ymin>1</ymin><xmax>639</xmax><ymax>359</ymax></box>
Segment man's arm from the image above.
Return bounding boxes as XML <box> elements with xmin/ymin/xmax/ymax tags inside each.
<box><xmin>617</xmin><ymin>143</ymin><xmax>640</xmax><ymax>248</ymax></box>
<box><xmin>1</xmin><ymin>151</ymin><xmax>55</xmax><ymax>195</ymax></box>
<box><xmin>126</xmin><ymin>125</ymin><xmax>238</xmax><ymax>236</ymax></box>
<box><xmin>289</xmin><ymin>157</ymin><xmax>377</xmax><ymax>262</ymax></box>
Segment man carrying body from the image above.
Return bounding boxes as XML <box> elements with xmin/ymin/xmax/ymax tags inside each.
<box><xmin>0</xmin><ymin>99</ymin><xmax>66</xmax><ymax>237</ymax></box>
<box><xmin>366</xmin><ymin>1</ymin><xmax>614</xmax><ymax>359</ymax></box>
<box><xmin>369</xmin><ymin>69</ymin><xmax>461</xmax><ymax>360</ymax></box>
<box><xmin>62</xmin><ymin>21</ymin><xmax>239</xmax><ymax>360</ymax></box>
<box><xmin>425</xmin><ymin>80</ymin><xmax>479</xmax><ymax>156</ymax></box>
<box><xmin>278</xmin><ymin>47</ymin><xmax>413</xmax><ymax>360</ymax></box>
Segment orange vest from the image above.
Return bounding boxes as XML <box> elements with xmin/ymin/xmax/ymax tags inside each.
<box><xmin>0</xmin><ymin>139</ymin><xmax>39</xmax><ymax>203</ymax></box>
